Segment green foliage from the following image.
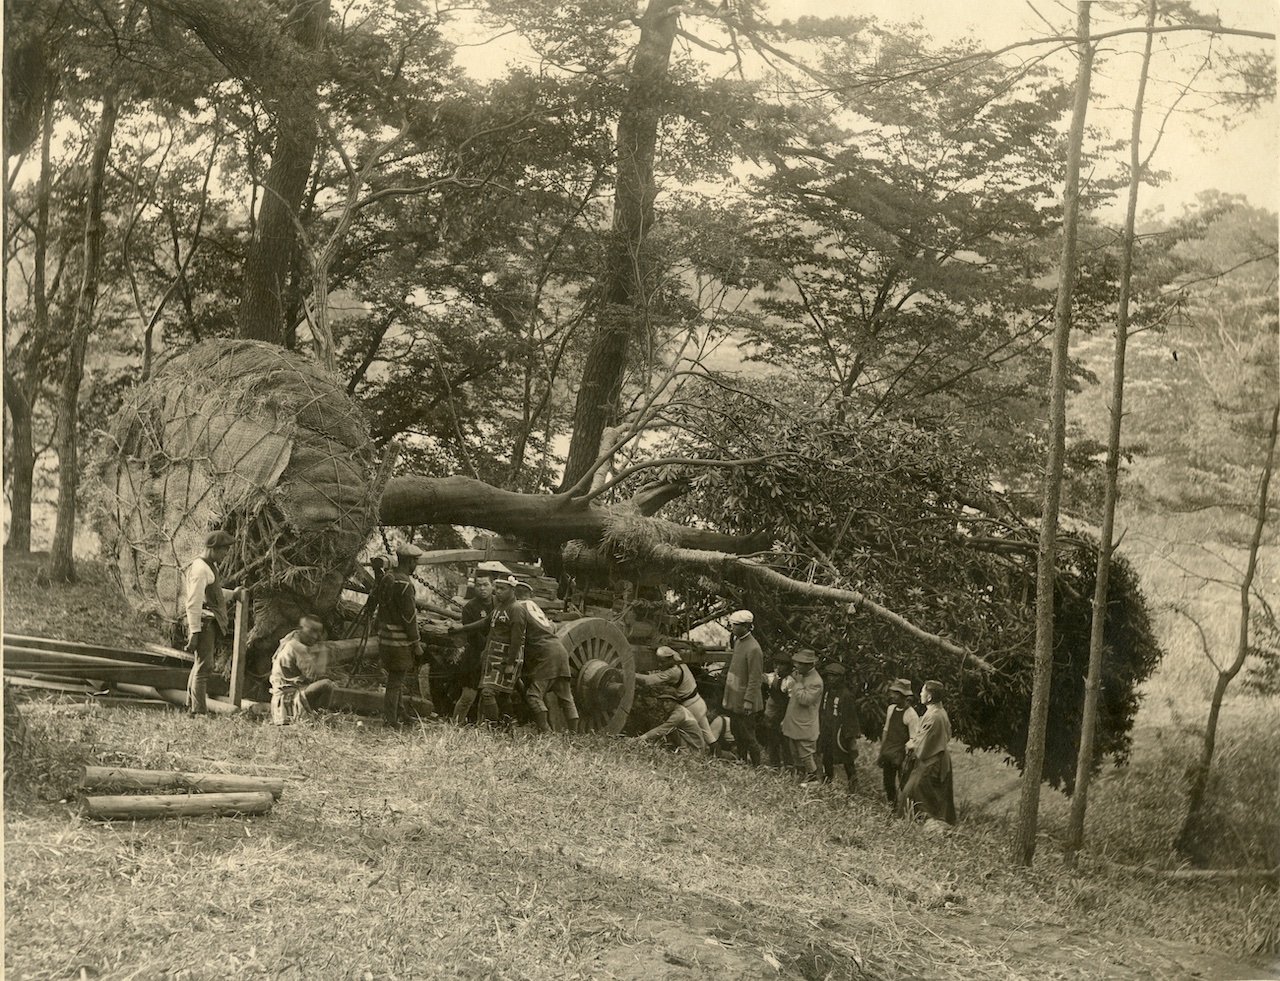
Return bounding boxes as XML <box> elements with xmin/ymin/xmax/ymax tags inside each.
<box><xmin>647</xmin><ymin>379</ymin><xmax>1164</xmax><ymax>792</ymax></box>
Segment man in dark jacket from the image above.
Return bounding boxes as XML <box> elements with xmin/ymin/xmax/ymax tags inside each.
<box><xmin>449</xmin><ymin>564</ymin><xmax>499</xmax><ymax>723</ymax></box>
<box><xmin>373</xmin><ymin>543</ymin><xmax>423</xmax><ymax>729</ymax></box>
<box><xmin>760</xmin><ymin>653</ymin><xmax>793</xmax><ymax>768</ymax></box>
<box><xmin>817</xmin><ymin>661</ymin><xmax>860</xmax><ymax>793</ymax></box>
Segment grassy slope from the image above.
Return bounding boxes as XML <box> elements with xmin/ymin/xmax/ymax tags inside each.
<box><xmin>5</xmin><ymin>557</ymin><xmax>1279</xmax><ymax>980</ymax></box>
<box><xmin>5</xmin><ymin>707</ymin><xmax>1277</xmax><ymax>981</ymax></box>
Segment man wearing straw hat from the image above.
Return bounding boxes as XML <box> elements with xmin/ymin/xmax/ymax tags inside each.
<box><xmin>182</xmin><ymin>529</ymin><xmax>245</xmax><ymax>715</ymax></box>
<box><xmin>722</xmin><ymin>609</ymin><xmax>764</xmax><ymax>765</ymax></box>
<box><xmin>636</xmin><ymin>645</ymin><xmax>713</xmax><ymax>748</ymax></box>
<box><xmin>876</xmin><ymin>678</ymin><xmax>921</xmax><ymax>805</ymax></box>
<box><xmin>373</xmin><ymin>543</ymin><xmax>424</xmax><ymax>729</ymax></box>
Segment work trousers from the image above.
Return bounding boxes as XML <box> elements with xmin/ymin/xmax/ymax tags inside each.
<box><xmin>186</xmin><ymin>619</ymin><xmax>224</xmax><ymax>715</ymax></box>
<box><xmin>787</xmin><ymin>735</ymin><xmax>818</xmax><ymax>778</ymax></box>
<box><xmin>730</xmin><ymin>710</ymin><xmax>761</xmax><ymax>765</ymax></box>
<box><xmin>525</xmin><ymin>676</ymin><xmax>580</xmax><ymax>722</ymax></box>
<box><xmin>881</xmin><ymin>762</ymin><xmax>903</xmax><ymax>804</ymax></box>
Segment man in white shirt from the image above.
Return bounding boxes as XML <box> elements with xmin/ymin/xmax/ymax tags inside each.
<box><xmin>183</xmin><ymin>529</ymin><xmax>244</xmax><ymax>715</ymax></box>
<box><xmin>270</xmin><ymin>614</ymin><xmax>335</xmax><ymax>724</ymax></box>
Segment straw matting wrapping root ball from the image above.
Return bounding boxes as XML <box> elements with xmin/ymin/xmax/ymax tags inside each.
<box><xmin>92</xmin><ymin>339</ymin><xmax>387</xmax><ymax>648</ymax></box>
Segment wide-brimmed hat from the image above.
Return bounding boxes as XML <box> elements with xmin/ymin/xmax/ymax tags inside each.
<box><xmin>791</xmin><ymin>648</ymin><xmax>818</xmax><ymax>665</ymax></box>
<box><xmin>205</xmin><ymin>529</ymin><xmax>234</xmax><ymax>548</ymax></box>
<box><xmin>888</xmin><ymin>678</ymin><xmax>914</xmax><ymax>697</ymax></box>
<box><xmin>728</xmin><ymin>610</ymin><xmax>754</xmax><ymax>625</ymax></box>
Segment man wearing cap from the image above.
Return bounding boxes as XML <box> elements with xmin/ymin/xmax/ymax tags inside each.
<box><xmin>473</xmin><ymin>575</ymin><xmax>527</xmax><ymax>725</ymax></box>
<box><xmin>182</xmin><ymin>530</ymin><xmax>245</xmax><ymax>715</ymax></box>
<box><xmin>372</xmin><ymin>543</ymin><xmax>424</xmax><ymax>729</ymax></box>
<box><xmin>817</xmin><ymin>661</ymin><xmax>860</xmax><ymax>793</ymax></box>
<box><xmin>722</xmin><ymin>610</ymin><xmax>765</xmax><ymax>765</ymax></box>
<box><xmin>781</xmin><ymin>649</ymin><xmax>824</xmax><ymax>782</ymax></box>
<box><xmin>637</xmin><ymin>692</ymin><xmax>705</xmax><ymax>752</ymax></box>
<box><xmin>512</xmin><ymin>580</ymin><xmax>581</xmax><ymax>733</ymax></box>
<box><xmin>876</xmin><ymin>678</ymin><xmax>922</xmax><ymax>805</ymax></box>
<box><xmin>635</xmin><ymin>646</ymin><xmax>713</xmax><ymax>747</ymax></box>
<box><xmin>446</xmin><ymin>563</ymin><xmax>501</xmax><ymax>724</ymax></box>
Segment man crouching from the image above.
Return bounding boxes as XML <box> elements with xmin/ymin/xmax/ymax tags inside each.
<box><xmin>270</xmin><ymin>614</ymin><xmax>336</xmax><ymax>725</ymax></box>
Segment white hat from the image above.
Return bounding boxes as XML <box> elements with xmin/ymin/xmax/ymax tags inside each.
<box><xmin>728</xmin><ymin>610</ymin><xmax>754</xmax><ymax>625</ymax></box>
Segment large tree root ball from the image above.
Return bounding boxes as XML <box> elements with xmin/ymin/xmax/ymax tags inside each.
<box><xmin>92</xmin><ymin>339</ymin><xmax>387</xmax><ymax>647</ymax></box>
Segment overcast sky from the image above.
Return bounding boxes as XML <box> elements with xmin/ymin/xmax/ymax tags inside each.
<box><xmin>451</xmin><ymin>1</ymin><xmax>1278</xmax><ymax>217</ymax></box>
<box><xmin>764</xmin><ymin>0</ymin><xmax>1279</xmax><ymax>216</ymax></box>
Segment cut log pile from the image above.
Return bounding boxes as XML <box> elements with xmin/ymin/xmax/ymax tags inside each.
<box><xmin>79</xmin><ymin>765</ymin><xmax>288</xmax><ymax>820</ymax></box>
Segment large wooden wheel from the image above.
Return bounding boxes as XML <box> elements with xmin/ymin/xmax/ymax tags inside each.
<box><xmin>552</xmin><ymin>617</ymin><xmax>634</xmax><ymax>734</ymax></box>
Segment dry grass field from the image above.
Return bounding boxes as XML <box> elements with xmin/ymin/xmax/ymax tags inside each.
<box><xmin>4</xmin><ymin>553</ymin><xmax>1279</xmax><ymax>981</ymax></box>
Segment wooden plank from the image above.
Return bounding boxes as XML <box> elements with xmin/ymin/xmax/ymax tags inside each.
<box><xmin>82</xmin><ymin>791</ymin><xmax>274</xmax><ymax>820</ymax></box>
<box><xmin>229</xmin><ymin>591</ymin><xmax>249</xmax><ymax>708</ymax></box>
<box><xmin>3</xmin><ymin>673</ymin><xmax>104</xmax><ymax>695</ymax></box>
<box><xmin>3</xmin><ymin>634</ymin><xmax>194</xmax><ymax>665</ymax></box>
<box><xmin>403</xmin><ymin>548</ymin><xmax>537</xmax><ymax>567</ymax></box>
<box><xmin>1</xmin><ymin>650</ymin><xmax>195</xmax><ymax>690</ymax></box>
<box><xmin>82</xmin><ymin>766</ymin><xmax>287</xmax><ymax>799</ymax></box>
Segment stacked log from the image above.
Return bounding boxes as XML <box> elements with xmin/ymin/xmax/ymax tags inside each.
<box><xmin>79</xmin><ymin>765</ymin><xmax>288</xmax><ymax>820</ymax></box>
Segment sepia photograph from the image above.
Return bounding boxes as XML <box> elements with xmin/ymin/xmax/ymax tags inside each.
<box><xmin>3</xmin><ymin>1</ymin><xmax>1277</xmax><ymax>978</ymax></box>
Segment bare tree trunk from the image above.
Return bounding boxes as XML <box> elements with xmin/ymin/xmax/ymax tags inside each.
<box><xmin>1013</xmin><ymin>1</ymin><xmax>1093</xmax><ymax>868</ymax></box>
<box><xmin>4</xmin><ymin>376</ymin><xmax>36</xmax><ymax>551</ymax></box>
<box><xmin>558</xmin><ymin>0</ymin><xmax>679</xmax><ymax>490</ymax></box>
<box><xmin>4</xmin><ymin>77</ymin><xmax>56</xmax><ymax>553</ymax></box>
<box><xmin>237</xmin><ymin>0</ymin><xmax>328</xmax><ymax>345</ymax></box>
<box><xmin>1175</xmin><ymin>396</ymin><xmax>1279</xmax><ymax>861</ymax></box>
<box><xmin>1064</xmin><ymin>0</ymin><xmax>1156</xmax><ymax>869</ymax></box>
<box><xmin>46</xmin><ymin>93</ymin><xmax>119</xmax><ymax>582</ymax></box>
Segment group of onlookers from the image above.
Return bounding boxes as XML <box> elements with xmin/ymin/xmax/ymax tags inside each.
<box><xmin>638</xmin><ymin>608</ymin><xmax>957</xmax><ymax>828</ymax></box>
<box><xmin>183</xmin><ymin>540</ymin><xmax>954</xmax><ymax>826</ymax></box>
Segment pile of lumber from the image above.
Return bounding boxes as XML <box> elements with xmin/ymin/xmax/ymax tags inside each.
<box><xmin>79</xmin><ymin>765</ymin><xmax>287</xmax><ymax>820</ymax></box>
<box><xmin>2</xmin><ymin>633</ymin><xmax>236</xmax><ymax>708</ymax></box>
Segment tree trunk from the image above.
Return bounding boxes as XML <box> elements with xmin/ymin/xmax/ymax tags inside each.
<box><xmin>46</xmin><ymin>93</ymin><xmax>119</xmax><ymax>582</ymax></box>
<box><xmin>1064</xmin><ymin>0</ymin><xmax>1155</xmax><ymax>870</ymax></box>
<box><xmin>1175</xmin><ymin>397</ymin><xmax>1279</xmax><ymax>861</ymax></box>
<box><xmin>379</xmin><ymin>474</ymin><xmax>771</xmax><ymax>554</ymax></box>
<box><xmin>237</xmin><ymin>0</ymin><xmax>329</xmax><ymax>345</ymax></box>
<box><xmin>5</xmin><ymin>74</ymin><xmax>57</xmax><ymax>553</ymax></box>
<box><xmin>1013</xmin><ymin>2</ymin><xmax>1093</xmax><ymax>868</ymax></box>
<box><xmin>4</xmin><ymin>378</ymin><xmax>36</xmax><ymax>551</ymax></box>
<box><xmin>558</xmin><ymin>0</ymin><xmax>679</xmax><ymax>490</ymax></box>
